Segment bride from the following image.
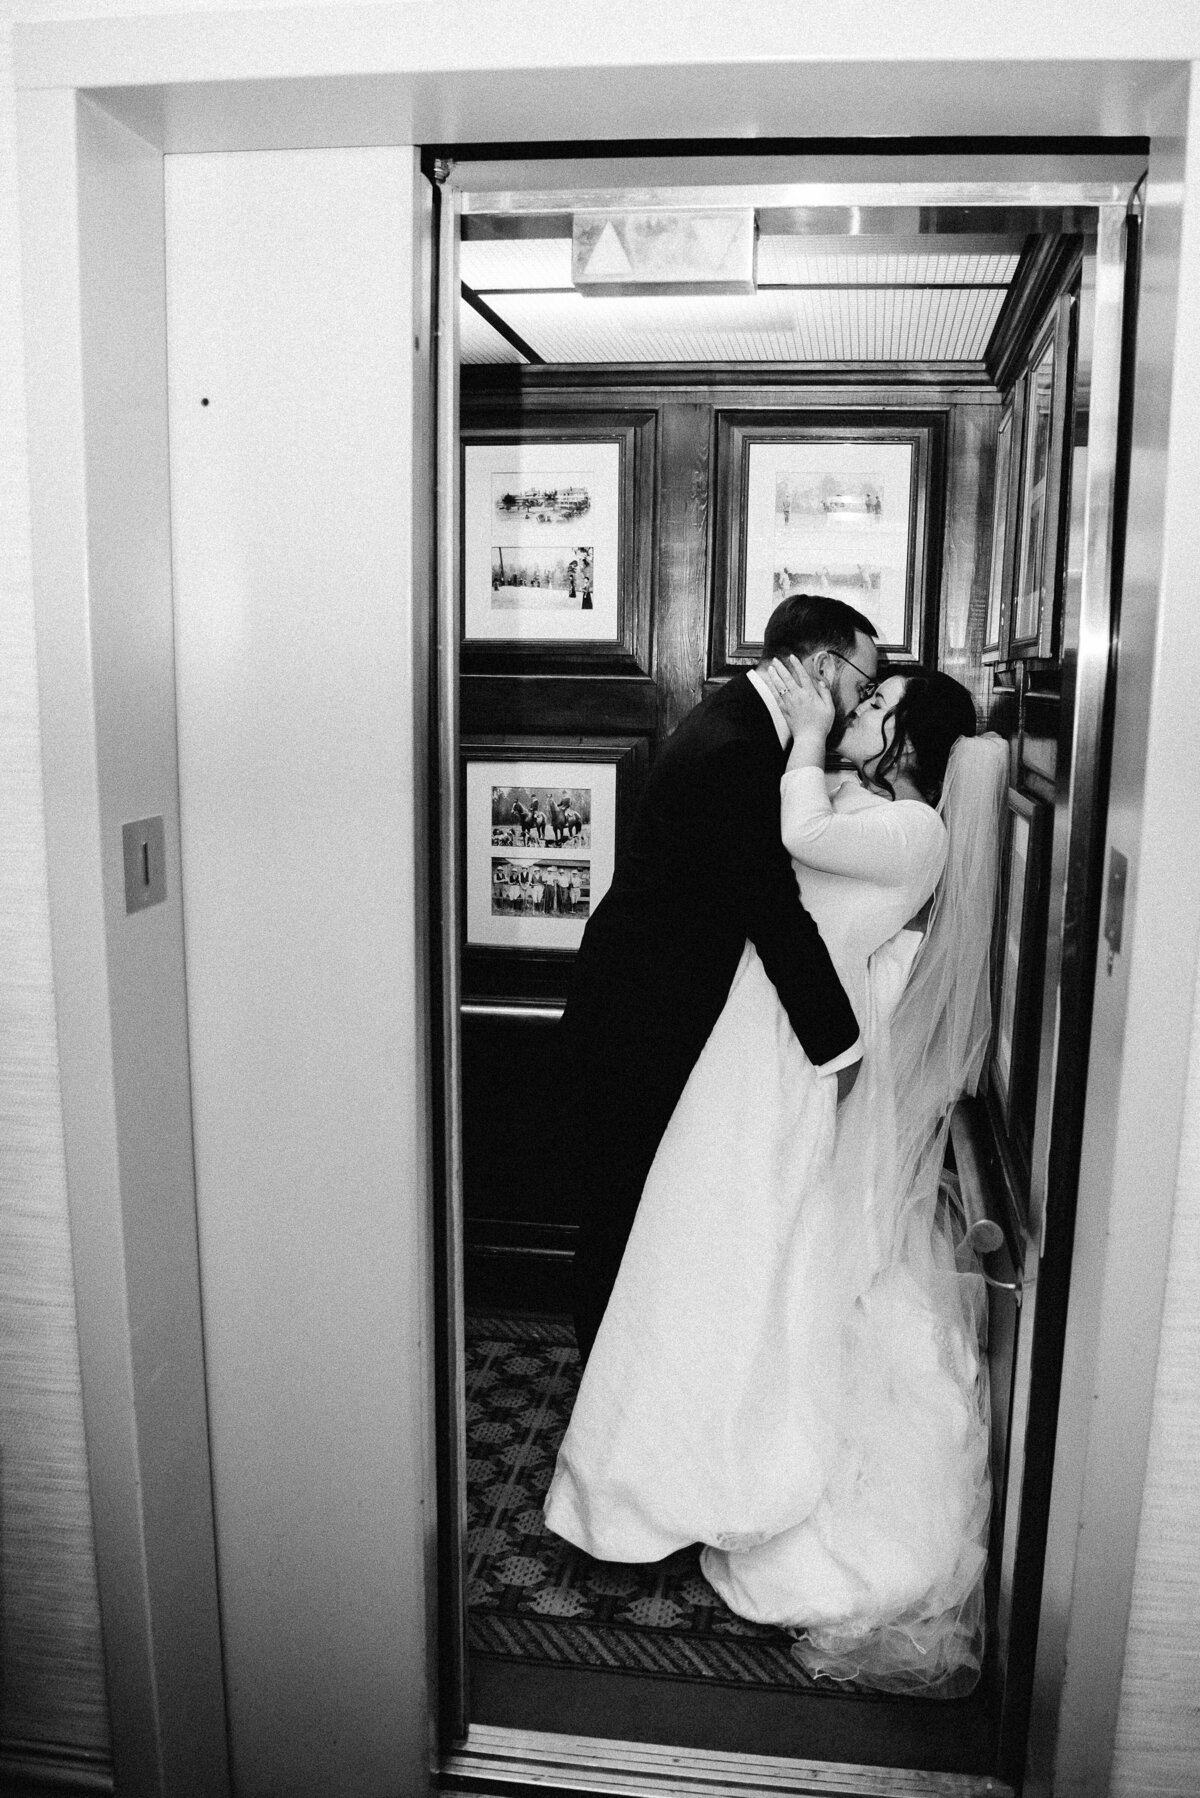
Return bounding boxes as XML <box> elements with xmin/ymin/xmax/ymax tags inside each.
<box><xmin>544</xmin><ymin>657</ymin><xmax>1008</xmax><ymax>1696</ymax></box>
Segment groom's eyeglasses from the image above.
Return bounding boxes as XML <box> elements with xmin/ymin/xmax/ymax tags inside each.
<box><xmin>830</xmin><ymin>652</ymin><xmax>877</xmax><ymax>705</ymax></box>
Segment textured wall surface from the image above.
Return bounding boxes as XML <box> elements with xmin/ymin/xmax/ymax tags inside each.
<box><xmin>0</xmin><ymin>1</ymin><xmax>105</xmax><ymax>1757</ymax></box>
<box><xmin>0</xmin><ymin>5</ymin><xmax>1198</xmax><ymax>1790</ymax></box>
<box><xmin>1111</xmin><ymin>957</ymin><xmax>1200</xmax><ymax>1795</ymax></box>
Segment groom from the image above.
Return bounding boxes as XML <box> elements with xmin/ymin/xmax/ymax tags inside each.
<box><xmin>560</xmin><ymin>593</ymin><xmax>880</xmax><ymax>1363</ymax></box>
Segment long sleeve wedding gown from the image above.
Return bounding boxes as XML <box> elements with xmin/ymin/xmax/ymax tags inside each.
<box><xmin>544</xmin><ymin>763</ymin><xmax>993</xmax><ymax>1696</ymax></box>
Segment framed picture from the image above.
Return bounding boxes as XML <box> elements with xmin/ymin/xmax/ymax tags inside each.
<box><xmin>460</xmin><ymin>410</ymin><xmax>654</xmax><ymax>676</ymax></box>
<box><xmin>711</xmin><ymin>412</ymin><xmax>942</xmax><ymax>673</ymax></box>
<box><xmin>989</xmin><ymin>787</ymin><xmax>1051</xmax><ymax>1186</ymax></box>
<box><xmin>1007</xmin><ymin>292</ymin><xmax>1076</xmax><ymax>661</ymax></box>
<box><xmin>461</xmin><ymin>736</ymin><xmax>648</xmax><ymax>1002</ymax></box>
<box><xmin>982</xmin><ymin>393</ymin><xmax>1018</xmax><ymax>663</ymax></box>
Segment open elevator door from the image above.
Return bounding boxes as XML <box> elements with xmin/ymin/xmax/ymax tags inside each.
<box><xmin>431</xmin><ymin>153</ymin><xmax>1142</xmax><ymax>1798</ymax></box>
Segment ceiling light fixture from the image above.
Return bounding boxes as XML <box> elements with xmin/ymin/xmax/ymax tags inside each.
<box><xmin>571</xmin><ymin>208</ymin><xmax>757</xmax><ymax>297</ymax></box>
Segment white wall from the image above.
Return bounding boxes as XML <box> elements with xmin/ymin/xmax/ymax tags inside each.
<box><xmin>1</xmin><ymin>5</ymin><xmax>1199</xmax><ymax>1795</ymax></box>
<box><xmin>1112</xmin><ymin>972</ymin><xmax>1200</xmax><ymax>1791</ymax></box>
<box><xmin>165</xmin><ymin>144</ymin><xmax>434</xmax><ymax>1798</ymax></box>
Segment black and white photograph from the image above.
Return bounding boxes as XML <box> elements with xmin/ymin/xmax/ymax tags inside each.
<box><xmin>463</xmin><ymin>438</ymin><xmax>621</xmax><ymax>643</ymax></box>
<box><xmin>492</xmin><ymin>475</ymin><xmax>592</xmax><ymax>527</ymax></box>
<box><xmin>775</xmin><ymin>470</ymin><xmax>884</xmax><ymax>524</ymax></box>
<box><xmin>489</xmin><ymin>784</ymin><xmax>592</xmax><ymax>849</ymax></box>
<box><xmin>464</xmin><ymin>753</ymin><xmax>619</xmax><ymax>951</ymax></box>
<box><xmin>490</xmin><ymin>546</ymin><xmax>594</xmax><ymax>610</ymax></box>
<box><xmin>490</xmin><ymin>858</ymin><xmax>591</xmax><ymax>918</ymax></box>
<box><xmin>743</xmin><ymin>437</ymin><xmax>915</xmax><ymax>650</ymax></box>
<box><xmin>772</xmin><ymin>560</ymin><xmax>882</xmax><ymax>604</ymax></box>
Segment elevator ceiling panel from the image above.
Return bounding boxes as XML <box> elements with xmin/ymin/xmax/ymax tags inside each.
<box><xmin>460</xmin><ymin>281</ymin><xmax>1009</xmax><ymax>364</ymax></box>
<box><xmin>459</xmin><ymin>296</ymin><xmax>528</xmax><ymax>364</ymax></box>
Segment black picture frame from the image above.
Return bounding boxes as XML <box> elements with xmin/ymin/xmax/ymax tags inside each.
<box><xmin>460</xmin><ymin>734</ymin><xmax>648</xmax><ymax>1004</ymax></box>
<box><xmin>982</xmin><ymin>392</ymin><xmax>1018</xmax><ymax>664</ymax></box>
<box><xmin>710</xmin><ymin>410</ymin><xmax>944</xmax><ymax>676</ymax></box>
<box><xmin>1005</xmin><ymin>291</ymin><xmax>1076</xmax><ymax>663</ymax></box>
<box><xmin>988</xmin><ymin>786</ymin><xmax>1052</xmax><ymax>1194</ymax></box>
<box><xmin>459</xmin><ymin>408</ymin><xmax>655</xmax><ymax>678</ymax></box>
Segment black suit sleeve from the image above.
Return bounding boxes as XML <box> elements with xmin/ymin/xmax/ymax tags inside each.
<box><xmin>704</xmin><ymin>738</ymin><xmax>860</xmax><ymax>1068</ymax></box>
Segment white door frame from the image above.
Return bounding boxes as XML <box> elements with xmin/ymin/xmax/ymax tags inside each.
<box><xmin>13</xmin><ymin>11</ymin><xmax>1200</xmax><ymax>1796</ymax></box>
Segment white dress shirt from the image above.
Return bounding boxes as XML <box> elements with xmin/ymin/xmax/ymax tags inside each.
<box><xmin>746</xmin><ymin>667</ymin><xmax>863</xmax><ymax>1077</ymax></box>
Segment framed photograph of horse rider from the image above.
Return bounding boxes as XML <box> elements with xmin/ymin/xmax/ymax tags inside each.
<box><xmin>461</xmin><ymin>736</ymin><xmax>648</xmax><ymax>1002</ymax></box>
<box><xmin>460</xmin><ymin>410</ymin><xmax>655</xmax><ymax>675</ymax></box>
<box><xmin>709</xmin><ymin>411</ymin><xmax>944</xmax><ymax>675</ymax></box>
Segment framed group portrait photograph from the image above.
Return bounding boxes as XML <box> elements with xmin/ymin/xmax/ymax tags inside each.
<box><xmin>461</xmin><ymin>735</ymin><xmax>648</xmax><ymax>1002</ymax></box>
<box><xmin>710</xmin><ymin>411</ymin><xmax>943</xmax><ymax>674</ymax></box>
<box><xmin>459</xmin><ymin>409</ymin><xmax>654</xmax><ymax>677</ymax></box>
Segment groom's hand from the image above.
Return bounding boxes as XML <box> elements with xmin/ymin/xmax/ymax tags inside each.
<box><xmin>836</xmin><ymin>1062</ymin><xmax>861</xmax><ymax>1104</ymax></box>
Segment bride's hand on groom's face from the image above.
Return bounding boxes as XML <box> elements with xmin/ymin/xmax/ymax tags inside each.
<box><xmin>768</xmin><ymin>656</ymin><xmax>836</xmax><ymax>743</ymax></box>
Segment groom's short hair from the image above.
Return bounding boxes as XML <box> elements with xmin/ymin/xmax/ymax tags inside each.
<box><xmin>762</xmin><ymin>593</ymin><xmax>878</xmax><ymax>662</ymax></box>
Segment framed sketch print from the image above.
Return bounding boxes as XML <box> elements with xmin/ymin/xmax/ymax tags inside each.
<box><xmin>461</xmin><ymin>736</ymin><xmax>648</xmax><ymax>1003</ymax></box>
<box><xmin>711</xmin><ymin>412</ymin><xmax>942</xmax><ymax>674</ymax></box>
<box><xmin>983</xmin><ymin>394</ymin><xmax>1017</xmax><ymax>663</ymax></box>
<box><xmin>989</xmin><ymin>787</ymin><xmax>1051</xmax><ymax>1189</ymax></box>
<box><xmin>459</xmin><ymin>409</ymin><xmax>654</xmax><ymax>676</ymax></box>
<box><xmin>1008</xmin><ymin>292</ymin><xmax>1076</xmax><ymax>661</ymax></box>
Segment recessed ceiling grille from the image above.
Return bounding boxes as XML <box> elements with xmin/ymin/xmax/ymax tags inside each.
<box><xmin>462</xmin><ymin>237</ymin><xmax>574</xmax><ymax>291</ymax></box>
<box><xmin>459</xmin><ymin>235</ymin><xmax>1021</xmax><ymax>365</ymax></box>
<box><xmin>459</xmin><ymin>296</ymin><xmax>528</xmax><ymax>364</ymax></box>
<box><xmin>461</xmin><ymin>283</ymin><xmax>1009</xmax><ymax>364</ymax></box>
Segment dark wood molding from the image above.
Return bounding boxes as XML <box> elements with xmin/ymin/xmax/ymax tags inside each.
<box><xmin>460</xmin><ymin>674</ymin><xmax>657</xmax><ymax>736</ymax></box>
<box><xmin>463</xmin><ymin>361</ymin><xmax>996</xmax><ymax>397</ymax></box>
<box><xmin>985</xmin><ymin>235</ymin><xmax>1083</xmax><ymax>392</ymax></box>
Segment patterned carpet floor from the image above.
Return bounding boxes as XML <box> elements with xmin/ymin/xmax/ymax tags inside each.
<box><xmin>464</xmin><ymin>1310</ymin><xmax>822</xmax><ymax>1690</ymax></box>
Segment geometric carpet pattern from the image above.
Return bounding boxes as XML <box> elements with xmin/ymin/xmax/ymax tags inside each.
<box><xmin>464</xmin><ymin>1311</ymin><xmax>823</xmax><ymax>1689</ymax></box>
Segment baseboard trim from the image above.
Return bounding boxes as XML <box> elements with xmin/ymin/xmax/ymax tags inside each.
<box><xmin>0</xmin><ymin>1743</ymin><xmax>113</xmax><ymax>1796</ymax></box>
<box><xmin>439</xmin><ymin>1723</ymin><xmax>1015</xmax><ymax>1798</ymax></box>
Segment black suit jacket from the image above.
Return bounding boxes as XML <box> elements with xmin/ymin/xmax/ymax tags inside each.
<box><xmin>560</xmin><ymin>674</ymin><xmax>860</xmax><ymax>1357</ymax></box>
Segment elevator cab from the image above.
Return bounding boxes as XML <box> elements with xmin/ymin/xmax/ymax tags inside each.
<box><xmin>433</xmin><ymin>150</ymin><xmax>1145</xmax><ymax>1796</ymax></box>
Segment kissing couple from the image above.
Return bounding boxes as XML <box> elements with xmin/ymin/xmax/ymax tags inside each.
<box><xmin>545</xmin><ymin>592</ymin><xmax>1008</xmax><ymax>1695</ymax></box>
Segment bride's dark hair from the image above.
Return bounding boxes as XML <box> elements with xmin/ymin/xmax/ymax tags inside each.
<box><xmin>865</xmin><ymin>669</ymin><xmax>979</xmax><ymax>804</ymax></box>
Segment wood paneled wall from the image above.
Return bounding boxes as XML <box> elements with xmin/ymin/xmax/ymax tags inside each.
<box><xmin>461</xmin><ymin>364</ymin><xmax>1000</xmax><ymax>1305</ymax></box>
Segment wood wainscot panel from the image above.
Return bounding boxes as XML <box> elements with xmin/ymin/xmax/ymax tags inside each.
<box><xmin>460</xmin><ymin>674</ymin><xmax>657</xmax><ymax>737</ymax></box>
<box><xmin>655</xmin><ymin>400</ymin><xmax>712</xmax><ymax>739</ymax></box>
<box><xmin>461</xmin><ymin>1008</ymin><xmax>575</xmax><ymax>1313</ymax></box>
<box><xmin>1021</xmin><ymin>682</ymin><xmax>1062</xmax><ymax>788</ymax></box>
<box><xmin>940</xmin><ymin>401</ymin><xmax>1000</xmax><ymax>717</ymax></box>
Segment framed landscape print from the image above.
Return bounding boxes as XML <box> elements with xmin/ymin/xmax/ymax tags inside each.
<box><xmin>711</xmin><ymin>412</ymin><xmax>942</xmax><ymax>673</ymax></box>
<box><xmin>459</xmin><ymin>410</ymin><xmax>654</xmax><ymax>676</ymax></box>
<box><xmin>461</xmin><ymin>736</ymin><xmax>648</xmax><ymax>1002</ymax></box>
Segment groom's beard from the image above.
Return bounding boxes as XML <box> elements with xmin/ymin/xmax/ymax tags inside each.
<box><xmin>827</xmin><ymin>699</ymin><xmax>853</xmax><ymax>750</ymax></box>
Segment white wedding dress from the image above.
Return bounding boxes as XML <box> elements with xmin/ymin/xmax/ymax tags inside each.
<box><xmin>544</xmin><ymin>762</ymin><xmax>994</xmax><ymax>1696</ymax></box>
